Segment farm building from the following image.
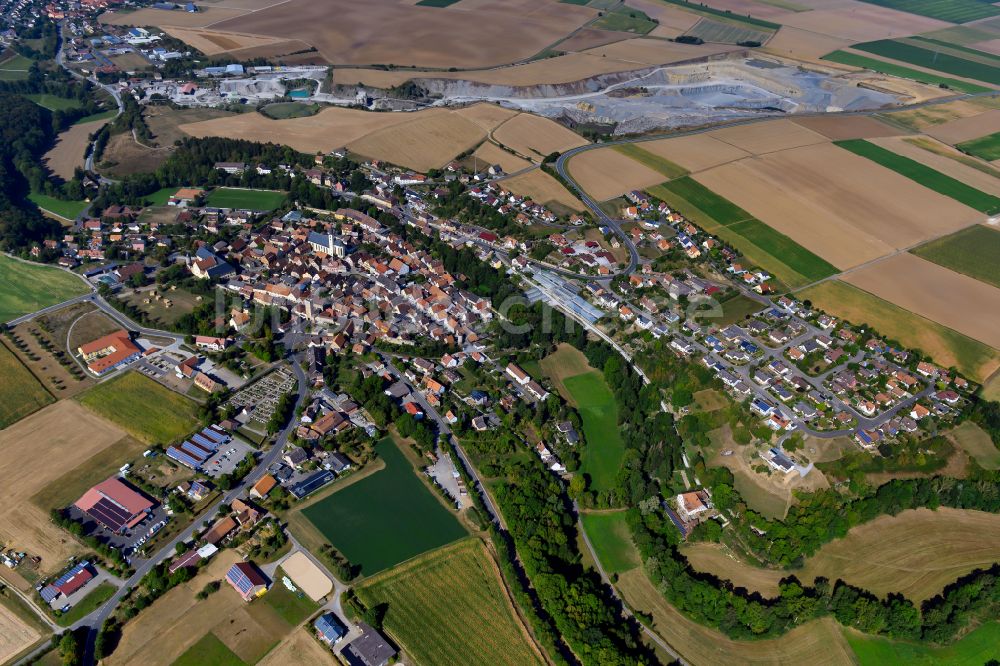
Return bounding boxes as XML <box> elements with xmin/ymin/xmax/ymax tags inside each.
<box><xmin>40</xmin><ymin>561</ymin><xmax>96</xmax><ymax>603</ymax></box>
<box><xmin>166</xmin><ymin>425</ymin><xmax>231</xmax><ymax>470</ymax></box>
<box><xmin>314</xmin><ymin>612</ymin><xmax>347</xmax><ymax>646</ymax></box>
<box><xmin>75</xmin><ymin>478</ymin><xmax>156</xmax><ymax>533</ymax></box>
<box><xmin>226</xmin><ymin>561</ymin><xmax>268</xmax><ymax>601</ymax></box>
<box><xmin>343</xmin><ymin>622</ymin><xmax>396</xmax><ymax>666</ymax></box>
<box><xmin>77</xmin><ymin>329</ymin><xmax>142</xmax><ymax>376</ymax></box>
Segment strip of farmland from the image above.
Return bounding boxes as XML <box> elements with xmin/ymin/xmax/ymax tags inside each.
<box><xmin>850</xmin><ymin>38</ymin><xmax>1000</xmax><ymax>86</ymax></box>
<box><xmin>821</xmin><ymin>51</ymin><xmax>989</xmax><ymax>93</ymax></box>
<box><xmin>835</xmin><ymin>139</ymin><xmax>1000</xmax><ymax>214</ymax></box>
<box><xmin>911</xmin><ymin>224</ymin><xmax>1000</xmax><ymax>289</ymax></box>
<box><xmin>957</xmin><ymin>131</ymin><xmax>1000</xmax><ymax>160</ymax></box>
<box><xmin>853</xmin><ymin>0</ymin><xmax>1000</xmax><ymax>23</ymax></box>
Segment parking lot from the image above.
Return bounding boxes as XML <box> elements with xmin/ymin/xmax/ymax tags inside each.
<box><xmin>66</xmin><ymin>502</ymin><xmax>171</xmax><ymax>559</ymax></box>
<box><xmin>201</xmin><ymin>438</ymin><xmax>256</xmax><ymax>478</ymax></box>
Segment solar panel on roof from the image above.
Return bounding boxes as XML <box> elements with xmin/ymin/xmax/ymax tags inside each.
<box><xmin>185</xmin><ymin>438</ymin><xmax>215</xmax><ymax>456</ymax></box>
<box><xmin>190</xmin><ymin>433</ymin><xmax>217</xmax><ymax>449</ymax></box>
<box><xmin>86</xmin><ymin>497</ymin><xmax>132</xmax><ymax>531</ymax></box>
<box><xmin>199</xmin><ymin>428</ymin><xmax>226</xmax><ymax>444</ymax></box>
<box><xmin>167</xmin><ymin>446</ymin><xmax>203</xmax><ymax>470</ymax></box>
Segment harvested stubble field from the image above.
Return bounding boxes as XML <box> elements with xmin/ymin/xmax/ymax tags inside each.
<box><xmin>100</xmin><ymin>6</ymin><xmax>254</xmax><ymax>29</ymax></box>
<box><xmin>947</xmin><ymin>421</ymin><xmax>1000</xmax><ymax>469</ymax></box>
<box><xmin>0</xmin><ymin>595</ymin><xmax>42</xmax><ymax>664</ymax></box>
<box><xmin>612</xmin><ymin>143</ymin><xmax>687</xmax><ymax>179</ymax></box>
<box><xmin>491</xmin><ymin>113</ymin><xmax>588</xmax><ymax>161</ymax></box>
<box><xmin>912</xmin><ymin>224</ymin><xmax>1000</xmax><ymax>289</ymax></box>
<box><xmin>634</xmin><ymin>134</ymin><xmax>750</xmax><ymax>173</ymax></box>
<box><xmin>207</xmin><ymin>0</ymin><xmax>595</xmax><ymax>68</ymax></box>
<box><xmin>790</xmin><ymin>115</ymin><xmax>904</xmax><ymax>141</ymax></box>
<box><xmin>843</xmin><ymin>253</ymin><xmax>1000</xmax><ymax>350</ymax></box>
<box><xmin>0</xmin><ymin>343</ymin><xmax>53</xmax><ymax>429</ymax></box>
<box><xmin>926</xmin><ymin>108</ymin><xmax>1000</xmax><ymax>145</ymax></box>
<box><xmin>355</xmin><ymin>539</ymin><xmax>543</xmax><ymax>666</ymax></box>
<box><xmin>799</xmin><ymin>280</ymin><xmax>1000</xmax><ymax>382</ymax></box>
<box><xmin>182</xmin><ymin>104</ymin><xmax>519</xmax><ymax>171</ymax></box>
<box><xmin>772</xmin><ymin>2</ymin><xmax>947</xmax><ymax>42</ymax></box>
<box><xmin>257</xmin><ymin>628</ymin><xmax>336</xmax><ymax>666</ymax></box>
<box><xmin>692</xmin><ymin>141</ymin><xmax>984</xmax><ymax>269</ymax></box>
<box><xmin>568</xmin><ymin>146</ymin><xmax>667</xmax><ymax>200</ymax></box>
<box><xmin>615</xmin><ymin>569</ymin><xmax>856</xmax><ymax>666</ymax></box>
<box><xmin>76</xmin><ymin>371</ymin><xmax>200</xmax><ymax>444</ymax></box>
<box><xmin>884</xmin><ymin>98</ymin><xmax>1000</xmax><ymax>133</ymax></box>
<box><xmin>42</xmin><ymin>117</ymin><xmax>108</xmax><ymax>180</ymax></box>
<box><xmin>0</xmin><ymin>401</ymin><xmax>127</xmax><ymax>573</ymax></box>
<box><xmin>472</xmin><ymin>142</ymin><xmax>531</xmax><ymax>173</ymax></box>
<box><xmin>706</xmin><ymin>118</ymin><xmax>827</xmax><ymax>155</ymax></box>
<box><xmin>162</xmin><ymin>27</ymin><xmax>303</xmax><ymax>57</ymax></box>
<box><xmin>501</xmin><ymin>169</ymin><xmax>585</xmax><ymax>212</ymax></box>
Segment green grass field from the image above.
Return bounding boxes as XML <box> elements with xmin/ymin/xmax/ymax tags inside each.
<box><xmin>911</xmin><ymin>225</ymin><xmax>1000</xmax><ymax>289</ymax></box>
<box><xmin>0</xmin><ymin>254</ymin><xmax>90</xmax><ymax>323</ymax></box>
<box><xmin>957</xmin><ymin>131</ymin><xmax>1000</xmax><ymax>161</ymax></box>
<box><xmin>55</xmin><ymin>582</ymin><xmax>116</xmax><ymax>626</ymax></box>
<box><xmin>261</xmin><ymin>568</ymin><xmax>319</xmax><ymax>625</ymax></box>
<box><xmin>613</xmin><ymin>144</ymin><xmax>687</xmax><ymax>179</ymax></box>
<box><xmin>0</xmin><ymin>53</ymin><xmax>33</xmax><ymax>81</ymax></box>
<box><xmin>654</xmin><ymin>177</ymin><xmax>751</xmax><ymax>227</ymax></box>
<box><xmin>173</xmin><ymin>633</ymin><xmax>245</xmax><ymax>666</ymax></box>
<box><xmin>563</xmin><ymin>371</ymin><xmax>625</xmax><ymax>493</ymax></box>
<box><xmin>948</xmin><ymin>421</ymin><xmax>1000</xmax><ymax>470</ymax></box>
<box><xmin>205</xmin><ymin>188</ymin><xmax>286</xmax><ymax>211</ymax></box>
<box><xmin>799</xmin><ymin>280</ymin><xmax>1000</xmax><ymax>383</ymax></box>
<box><xmin>846</xmin><ymin>622</ymin><xmax>1000</xmax><ymax>665</ymax></box>
<box><xmin>836</xmin><ymin>139</ymin><xmax>1000</xmax><ymax>215</ymax></box>
<box><xmin>851</xmin><ymin>38</ymin><xmax>1000</xmax><ymax>86</ymax></box>
<box><xmin>580</xmin><ymin>511</ymin><xmax>639</xmax><ymax>575</ymax></box>
<box><xmin>714</xmin><ymin>292</ymin><xmax>765</xmax><ymax>326</ymax></box>
<box><xmin>141</xmin><ymin>187</ymin><xmax>179</xmax><ymax>206</ymax></box>
<box><xmin>73</xmin><ymin>109</ymin><xmax>117</xmax><ymax>125</ymax></box>
<box><xmin>355</xmin><ymin>539</ymin><xmax>543</xmax><ymax>666</ymax></box>
<box><xmin>260</xmin><ymin>103</ymin><xmax>321</xmax><ymax>119</ymax></box>
<box><xmin>76</xmin><ymin>372</ymin><xmax>200</xmax><ymax>444</ymax></box>
<box><xmin>300</xmin><ymin>437</ymin><xmax>467</xmax><ymax>576</ymax></box>
<box><xmin>592</xmin><ymin>6</ymin><xmax>659</xmax><ymax>33</ymax></box>
<box><xmin>26</xmin><ymin>94</ymin><xmax>82</xmax><ymax>111</ymax></box>
<box><xmin>684</xmin><ymin>18</ymin><xmax>773</xmax><ymax>45</ymax></box>
<box><xmin>853</xmin><ymin>0</ymin><xmax>1000</xmax><ymax>23</ymax></box>
<box><xmin>0</xmin><ymin>343</ymin><xmax>53</xmax><ymax>429</ymax></box>
<box><xmin>28</xmin><ymin>193</ymin><xmax>88</xmax><ymax>221</ymax></box>
<box><xmin>821</xmin><ymin>51</ymin><xmax>990</xmax><ymax>93</ymax></box>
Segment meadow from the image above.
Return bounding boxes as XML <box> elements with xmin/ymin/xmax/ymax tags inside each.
<box><xmin>173</xmin><ymin>634</ymin><xmax>245</xmax><ymax>666</ymax></box>
<box><xmin>580</xmin><ymin>511</ymin><xmax>639</xmax><ymax>575</ymax></box>
<box><xmin>846</xmin><ymin>622</ymin><xmax>1000</xmax><ymax>665</ymax></box>
<box><xmin>592</xmin><ymin>6</ymin><xmax>658</xmax><ymax>34</ymax></box>
<box><xmin>798</xmin><ymin>280</ymin><xmax>1000</xmax><ymax>382</ymax></box>
<box><xmin>854</xmin><ymin>0</ymin><xmax>1000</xmax><ymax>23</ymax></box>
<box><xmin>0</xmin><ymin>53</ymin><xmax>32</xmax><ymax>81</ymax></box>
<box><xmin>836</xmin><ymin>139</ymin><xmax>1000</xmax><ymax>215</ymax></box>
<box><xmin>821</xmin><ymin>51</ymin><xmax>989</xmax><ymax>94</ymax></box>
<box><xmin>355</xmin><ymin>539</ymin><xmax>543</xmax><ymax>666</ymax></box>
<box><xmin>28</xmin><ymin>193</ymin><xmax>88</xmax><ymax>221</ymax></box>
<box><xmin>957</xmin><ymin>130</ymin><xmax>1000</xmax><ymax>161</ymax></box>
<box><xmin>26</xmin><ymin>94</ymin><xmax>81</xmax><ymax>111</ymax></box>
<box><xmin>563</xmin><ymin>371</ymin><xmax>626</xmax><ymax>494</ymax></box>
<box><xmin>76</xmin><ymin>371</ymin><xmax>200</xmax><ymax>444</ymax></box>
<box><xmin>205</xmin><ymin>187</ymin><xmax>286</xmax><ymax>211</ymax></box>
<box><xmin>948</xmin><ymin>421</ymin><xmax>1000</xmax><ymax>470</ymax></box>
<box><xmin>0</xmin><ymin>254</ymin><xmax>89</xmax><ymax>322</ymax></box>
<box><xmin>912</xmin><ymin>224</ymin><xmax>1000</xmax><ymax>289</ymax></box>
<box><xmin>851</xmin><ymin>38</ymin><xmax>1000</xmax><ymax>86</ymax></box>
<box><xmin>0</xmin><ymin>344</ymin><xmax>53</xmax><ymax>429</ymax></box>
<box><xmin>300</xmin><ymin>437</ymin><xmax>467</xmax><ymax>575</ymax></box>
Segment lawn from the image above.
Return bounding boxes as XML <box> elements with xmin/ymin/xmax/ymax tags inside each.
<box><xmin>355</xmin><ymin>539</ymin><xmax>543</xmax><ymax>666</ymax></box>
<box><xmin>836</xmin><ymin>139</ymin><xmax>1000</xmax><ymax>215</ymax></box>
<box><xmin>28</xmin><ymin>193</ymin><xmax>88</xmax><ymax>221</ymax></box>
<box><xmin>299</xmin><ymin>437</ymin><xmax>467</xmax><ymax>576</ymax></box>
<box><xmin>26</xmin><ymin>94</ymin><xmax>82</xmax><ymax>111</ymax></box>
<box><xmin>613</xmin><ymin>144</ymin><xmax>687</xmax><ymax>179</ymax></box>
<box><xmin>592</xmin><ymin>6</ymin><xmax>659</xmax><ymax>34</ymax></box>
<box><xmin>911</xmin><ymin>225</ymin><xmax>1000</xmax><ymax>289</ymax></box>
<box><xmin>173</xmin><ymin>633</ymin><xmax>245</xmax><ymax>666</ymax></box>
<box><xmin>259</xmin><ymin>568</ymin><xmax>319</xmax><ymax>626</ymax></box>
<box><xmin>55</xmin><ymin>581</ymin><xmax>115</xmax><ymax>627</ymax></box>
<box><xmin>853</xmin><ymin>0</ymin><xmax>1000</xmax><ymax>23</ymax></box>
<box><xmin>851</xmin><ymin>38</ymin><xmax>1000</xmax><ymax>86</ymax></box>
<box><xmin>563</xmin><ymin>371</ymin><xmax>625</xmax><ymax>493</ymax></box>
<box><xmin>580</xmin><ymin>510</ymin><xmax>639</xmax><ymax>575</ymax></box>
<box><xmin>798</xmin><ymin>280</ymin><xmax>1000</xmax><ymax>382</ymax></box>
<box><xmin>76</xmin><ymin>372</ymin><xmax>200</xmax><ymax>445</ymax></box>
<box><xmin>846</xmin><ymin>622</ymin><xmax>1000</xmax><ymax>665</ymax></box>
<box><xmin>0</xmin><ymin>254</ymin><xmax>90</xmax><ymax>323</ymax></box>
<box><xmin>821</xmin><ymin>51</ymin><xmax>989</xmax><ymax>94</ymax></box>
<box><xmin>205</xmin><ymin>188</ymin><xmax>286</xmax><ymax>211</ymax></box>
<box><xmin>957</xmin><ymin>131</ymin><xmax>1000</xmax><ymax>161</ymax></box>
<box><xmin>0</xmin><ymin>344</ymin><xmax>53</xmax><ymax>429</ymax></box>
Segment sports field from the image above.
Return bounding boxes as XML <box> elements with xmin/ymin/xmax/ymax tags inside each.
<box><xmin>205</xmin><ymin>188</ymin><xmax>286</xmax><ymax>211</ymax></box>
<box><xmin>846</xmin><ymin>622</ymin><xmax>1000</xmax><ymax>665</ymax></box>
<box><xmin>800</xmin><ymin>280</ymin><xmax>1000</xmax><ymax>382</ymax></box>
<box><xmin>0</xmin><ymin>344</ymin><xmax>53</xmax><ymax>429</ymax></box>
<box><xmin>0</xmin><ymin>254</ymin><xmax>89</xmax><ymax>323</ymax></box>
<box><xmin>912</xmin><ymin>224</ymin><xmax>1000</xmax><ymax>289</ymax></box>
<box><xmin>355</xmin><ymin>539</ymin><xmax>543</xmax><ymax>666</ymax></box>
<box><xmin>76</xmin><ymin>371</ymin><xmax>200</xmax><ymax>444</ymax></box>
<box><xmin>300</xmin><ymin>437</ymin><xmax>466</xmax><ymax>575</ymax></box>
<box><xmin>580</xmin><ymin>510</ymin><xmax>639</xmax><ymax>575</ymax></box>
<box><xmin>957</xmin><ymin>130</ymin><xmax>1000</xmax><ymax>161</ymax></box>
<box><xmin>854</xmin><ymin>0</ymin><xmax>1000</xmax><ymax>23</ymax></box>
<box><xmin>851</xmin><ymin>37</ymin><xmax>1000</xmax><ymax>86</ymax></box>
<box><xmin>563</xmin><ymin>371</ymin><xmax>625</xmax><ymax>493</ymax></box>
<box><xmin>836</xmin><ymin>139</ymin><xmax>1000</xmax><ymax>214</ymax></box>
<box><xmin>821</xmin><ymin>51</ymin><xmax>989</xmax><ymax>94</ymax></box>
